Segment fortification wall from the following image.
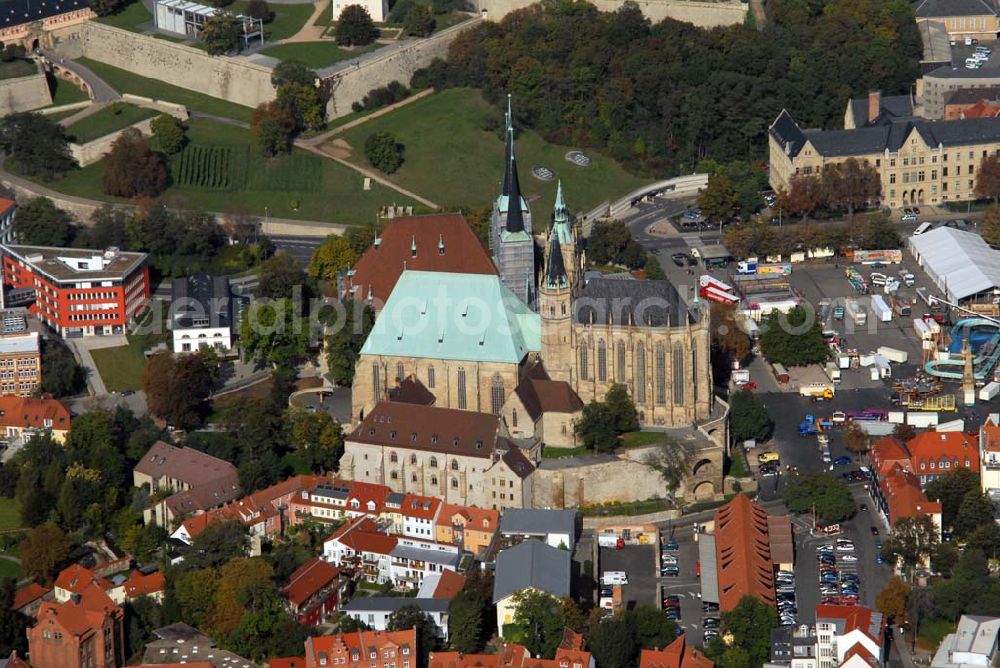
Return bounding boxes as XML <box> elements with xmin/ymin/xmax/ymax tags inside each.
<box><xmin>323</xmin><ymin>18</ymin><xmax>481</xmax><ymax>118</ymax></box>
<box><xmin>54</xmin><ymin>22</ymin><xmax>272</xmax><ymax>109</ymax></box>
<box><xmin>0</xmin><ymin>65</ymin><xmax>53</xmax><ymax>115</ymax></box>
<box><xmin>472</xmin><ymin>0</ymin><xmax>746</xmax><ymax>26</ymax></box>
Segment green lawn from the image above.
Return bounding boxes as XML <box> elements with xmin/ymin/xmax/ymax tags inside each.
<box><xmin>50</xmin><ymin>78</ymin><xmax>90</xmax><ymax>106</ymax></box>
<box><xmin>0</xmin><ymin>498</ymin><xmax>23</xmax><ymax>531</ymax></box>
<box><xmin>337</xmin><ymin>87</ymin><xmax>648</xmax><ymax>214</ymax></box>
<box><xmin>0</xmin><ymin>60</ymin><xmax>36</xmax><ymax>80</ymax></box>
<box><xmin>22</xmin><ymin>118</ymin><xmax>416</xmax><ymax>224</ymax></box>
<box><xmin>580</xmin><ymin>498</ymin><xmax>669</xmax><ymax>517</ymax></box>
<box><xmin>726</xmin><ymin>450</ymin><xmax>750</xmax><ymax>478</ymax></box>
<box><xmin>621</xmin><ymin>431</ymin><xmax>665</xmax><ymax>448</ymax></box>
<box><xmin>91</xmin><ymin>345</ymin><xmax>148</xmax><ymax>392</ymax></box>
<box><xmin>66</xmin><ymin>102</ymin><xmax>158</xmax><ymax>143</ymax></box>
<box><xmin>231</xmin><ymin>1</ymin><xmax>315</xmax><ymax>40</ymax></box>
<box><xmin>45</xmin><ymin>108</ymin><xmax>87</xmax><ymax>123</ymax></box>
<box><xmin>259</xmin><ymin>41</ymin><xmax>376</xmax><ymax>69</ymax></box>
<box><xmin>917</xmin><ymin>618</ymin><xmax>955</xmax><ymax>650</ymax></box>
<box><xmin>0</xmin><ymin>559</ymin><xmax>22</xmax><ymax>580</ymax></box>
<box><xmin>96</xmin><ymin>1</ymin><xmax>153</xmax><ymax>31</ymax></box>
<box><xmin>76</xmin><ymin>58</ymin><xmax>254</xmax><ymax>123</ymax></box>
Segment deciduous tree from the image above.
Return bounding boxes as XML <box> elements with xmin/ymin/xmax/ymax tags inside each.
<box><xmin>364</xmin><ymin>131</ymin><xmax>404</xmax><ymax>174</ymax></box>
<box><xmin>336</xmin><ymin>4</ymin><xmax>378</xmax><ymax>46</ymax></box>
<box><xmin>240</xmin><ymin>299</ymin><xmax>309</xmax><ymax>368</ymax></box>
<box><xmin>402</xmin><ymin>3</ymin><xmax>435</xmax><ymax>36</ymax></box>
<box><xmin>309</xmin><ymin>235</ymin><xmax>358</xmax><ymax>282</ymax></box>
<box><xmin>976</xmin><ymin>155</ymin><xmax>1000</xmax><ymax>204</ymax></box>
<box><xmin>775</xmin><ymin>175</ymin><xmax>823</xmax><ymax>220</ymax></box>
<box><xmin>276</xmin><ymin>82</ymin><xmax>326</xmax><ymax>132</ymax></box>
<box><xmin>507</xmin><ymin>591</ymin><xmax>572</xmax><ymax>659</ymax></box>
<box><xmin>150</xmin><ymin>115</ymin><xmax>186</xmax><ymax>155</ymax></box>
<box><xmin>13</xmin><ymin>196</ymin><xmax>76</xmax><ymax>246</ymax></box>
<box><xmin>782</xmin><ymin>473</ymin><xmax>856</xmax><ymax>523</ymax></box>
<box><xmin>720</xmin><ymin>595</ymin><xmax>778</xmax><ymax>667</ymax></box>
<box><xmin>251</xmin><ymin>101</ymin><xmax>296</xmax><ymax>157</ymax></box>
<box><xmin>843</xmin><ymin>422</ymin><xmax>870</xmax><ymax>454</ymax></box>
<box><xmin>954</xmin><ymin>490</ymin><xmax>995</xmax><ymax>539</ymax></box>
<box><xmin>256</xmin><ymin>251</ymin><xmax>306</xmax><ymax>300</ymax></box>
<box><xmin>876</xmin><ymin>575</ymin><xmax>910</xmax><ymax>624</ymax></box>
<box><xmin>142</xmin><ymin>351</ymin><xmax>214</xmax><ymax>429</ymax></box>
<box><xmin>697</xmin><ymin>173</ymin><xmax>739</xmax><ymax>223</ymax></box>
<box><xmin>448</xmin><ymin>590</ymin><xmax>488</xmax><ymax>653</ymax></box>
<box><xmin>201</xmin><ymin>12</ymin><xmax>243</xmax><ymax>54</ymax></box>
<box><xmin>821</xmin><ymin>158</ymin><xmax>881</xmax><ymax>218</ymax></box>
<box><xmin>729</xmin><ymin>389</ymin><xmax>772</xmax><ymax>444</ymax></box>
<box><xmin>759</xmin><ymin>306</ymin><xmax>827</xmax><ymax>366</ymax></box>
<box><xmin>19</xmin><ymin>523</ymin><xmax>70</xmax><ymax>586</ymax></box>
<box><xmin>883</xmin><ymin>514</ymin><xmax>939</xmax><ymax>577</ymax></box>
<box><xmin>925</xmin><ymin>468</ymin><xmax>980</xmax><ymax>530</ymax></box>
<box><xmin>103</xmin><ymin>128</ymin><xmax>168</xmax><ymax>198</ymax></box>
<box><xmin>245</xmin><ymin>0</ymin><xmax>274</xmax><ymax>21</ymax></box>
<box><xmin>287</xmin><ymin>407</ymin><xmax>344</xmax><ymax>472</ymax></box>
<box><xmin>985</xmin><ymin>207</ymin><xmax>1000</xmax><ymax>248</ymax></box>
<box><xmin>0</xmin><ymin>112</ymin><xmax>77</xmax><ymax>180</ymax></box>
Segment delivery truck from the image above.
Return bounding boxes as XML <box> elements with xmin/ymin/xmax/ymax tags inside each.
<box><xmin>800</xmin><ymin>384</ymin><xmax>835</xmax><ymax>401</ymax></box>
<box><xmin>980</xmin><ymin>381</ymin><xmax>1000</xmax><ymax>401</ymax></box>
<box><xmin>871</xmin><ymin>295</ymin><xmax>892</xmax><ymax>323</ymax></box>
<box><xmin>846</xmin><ymin>298</ymin><xmax>867</xmax><ymax>326</ymax></box>
<box><xmin>877</xmin><ymin>346</ymin><xmax>908</xmax><ymax>364</ymax></box>
<box><xmin>824</xmin><ymin>362</ymin><xmax>842</xmax><ymax>383</ymax></box>
<box><xmin>906</xmin><ymin>412</ymin><xmax>939</xmax><ymax>428</ymax></box>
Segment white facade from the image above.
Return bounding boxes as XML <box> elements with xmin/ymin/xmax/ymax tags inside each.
<box><xmin>322</xmin><ymin>530</ymin><xmax>460</xmax><ymax>590</ymax></box>
<box><xmin>343</xmin><ymin>599</ymin><xmax>450</xmax><ymax>639</ymax></box>
<box><xmin>402</xmin><ymin>513</ymin><xmax>436</xmax><ymax>540</ymax></box>
<box><xmin>932</xmin><ymin>616</ymin><xmax>1000</xmax><ymax>668</ymax></box>
<box><xmin>331</xmin><ymin>0</ymin><xmax>387</xmax><ymax>24</ymax></box>
<box><xmin>173</xmin><ymin>325</ymin><xmax>231</xmax><ymax>354</ymax></box>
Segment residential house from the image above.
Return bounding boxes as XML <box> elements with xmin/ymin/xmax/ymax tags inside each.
<box><xmin>417</xmin><ymin>570</ymin><xmax>467</xmax><ymax>600</ymax></box>
<box><xmin>11</xmin><ymin>583</ymin><xmax>50</xmax><ymax>618</ymax></box>
<box><xmin>282</xmin><ymin>557</ymin><xmax>344</xmax><ymax>627</ymax></box>
<box><xmin>139</xmin><ymin>623</ymin><xmax>255</xmax><ymax>667</ymax></box>
<box><xmin>907</xmin><ymin>431</ymin><xmax>979</xmax><ymax>486</ymax></box>
<box><xmin>428</xmin><ymin>629</ymin><xmax>593</xmax><ymax>668</ymax></box>
<box><xmin>341</xmin><ymin>213</ymin><xmax>497</xmax><ymax>310</ymax></box>
<box><xmin>814</xmin><ymin>605</ymin><xmax>886</xmax><ymax>668</ymax></box>
<box><xmin>945</xmin><ymin>87</ymin><xmax>1000</xmax><ymax>120</ymax></box>
<box><xmin>132</xmin><ymin>441</ymin><xmax>240</xmax><ymax>527</ymax></box>
<box><xmin>501</xmin><ymin>362</ymin><xmax>583</xmax><ymax>448</ymax></box>
<box><xmin>435</xmin><ymin>503</ymin><xmax>499</xmax><ymax>558</ymax></box>
<box><xmin>639</xmin><ymin>635</ymin><xmax>714</xmax><ymax>668</ymax></box>
<box><xmin>932</xmin><ymin>615</ymin><xmax>1000</xmax><ymax>668</ymax></box>
<box><xmin>0</xmin><ymin>309</ymin><xmax>40</xmax><ymax>397</ymax></box>
<box><xmin>493</xmin><ymin>539</ymin><xmax>571</xmax><ymax>635</ymax></box>
<box><xmin>170</xmin><ymin>272</ymin><xmax>233</xmax><ymax>354</ymax></box>
<box><xmin>27</xmin><ymin>583</ymin><xmax>125</xmax><ymax>668</ymax></box>
<box><xmin>770</xmin><ymin>623</ymin><xmax>819</xmax><ymax>668</ymax></box>
<box><xmin>0</xmin><ymin>394</ymin><xmax>71</xmax><ymax>444</ymax></box>
<box><xmin>122</xmin><ymin>570</ymin><xmax>166</xmax><ymax>604</ymax></box>
<box><xmin>980</xmin><ymin>416</ymin><xmax>1000</xmax><ymax>504</ymax></box>
<box><xmin>322</xmin><ymin>517</ymin><xmax>461</xmax><ymax>589</ymax></box>
<box><xmin>54</xmin><ymin>564</ymin><xmax>118</xmax><ymax>604</ymax></box>
<box><xmin>339</xmin><ymin>402</ymin><xmax>536</xmax><ymax>510</ymax></box>
<box><xmin>302</xmin><ymin>628</ymin><xmax>417</xmax><ymax>668</ymax></box>
<box><xmin>398</xmin><ymin>493</ymin><xmax>441</xmax><ymax>541</ymax></box>
<box><xmin>498</xmin><ymin>508</ymin><xmax>577</xmax><ymax>551</ymax></box>
<box><xmin>342</xmin><ymin>598</ymin><xmax>451</xmax><ymax>639</ymax></box>
<box><xmin>873</xmin><ymin>464</ymin><xmax>942</xmax><ymax>536</ymax></box>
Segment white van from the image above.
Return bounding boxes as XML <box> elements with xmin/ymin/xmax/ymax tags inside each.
<box><xmin>914</xmin><ymin>222</ymin><xmax>933</xmax><ymax>235</ymax></box>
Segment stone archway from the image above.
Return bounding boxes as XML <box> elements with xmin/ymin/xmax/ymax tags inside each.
<box><xmin>692</xmin><ymin>481</ymin><xmax>715</xmax><ymax>500</ymax></box>
<box><xmin>692</xmin><ymin>458</ymin><xmax>715</xmax><ymax>477</ymax></box>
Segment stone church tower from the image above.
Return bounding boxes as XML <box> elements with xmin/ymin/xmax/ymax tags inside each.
<box><xmin>539</xmin><ymin>181</ymin><xmax>577</xmax><ymax>384</ymax></box>
<box><xmin>489</xmin><ymin>95</ymin><xmax>535</xmax><ymax>305</ymax></box>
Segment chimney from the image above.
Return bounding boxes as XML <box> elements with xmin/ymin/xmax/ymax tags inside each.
<box><xmin>71</xmin><ymin>593</ymin><xmax>82</xmax><ymax>605</ymax></box>
<box><xmin>868</xmin><ymin>91</ymin><xmax>881</xmax><ymax>124</ymax></box>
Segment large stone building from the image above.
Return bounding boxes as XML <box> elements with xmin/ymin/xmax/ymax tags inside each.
<box><xmin>914</xmin><ymin>0</ymin><xmax>1000</xmax><ymax>45</ymax></box>
<box><xmin>0</xmin><ymin>0</ymin><xmax>92</xmax><ymax>50</ymax></box>
<box><xmin>338</xmin><ymin>401</ymin><xmax>536</xmax><ymax>510</ymax></box>
<box><xmin>769</xmin><ymin>107</ymin><xmax>1000</xmax><ymax>208</ymax></box>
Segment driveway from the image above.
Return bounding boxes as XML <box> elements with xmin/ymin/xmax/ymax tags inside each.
<box><xmin>65</xmin><ymin>334</ymin><xmax>128</xmax><ymax>397</ymax></box>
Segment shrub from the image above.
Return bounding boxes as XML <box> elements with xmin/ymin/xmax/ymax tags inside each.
<box><xmin>364</xmin><ymin>131</ymin><xmax>403</xmax><ymax>174</ymax></box>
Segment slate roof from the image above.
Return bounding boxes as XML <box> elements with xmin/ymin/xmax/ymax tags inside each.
<box><xmin>848</xmin><ymin>94</ymin><xmax>915</xmax><ymax>128</ymax></box>
<box><xmin>499</xmin><ymin>508</ymin><xmax>577</xmax><ymax>538</ymax></box>
<box><xmin>501</xmin><ymin>445</ymin><xmax>536</xmax><ymax>480</ymax></box>
<box><xmin>575</xmin><ymin>277</ymin><xmax>693</xmax><ymax>327</ymax></box>
<box><xmin>0</xmin><ymin>0</ymin><xmax>89</xmax><ymax>28</ymax></box>
<box><xmin>772</xmin><ymin>110</ymin><xmax>1000</xmax><ymax>159</ymax></box>
<box><xmin>492</xmin><ymin>539</ymin><xmax>571</xmax><ymax>603</ymax></box>
<box><xmin>170</xmin><ymin>272</ymin><xmax>231</xmax><ymax>330</ymax></box>
<box><xmin>915</xmin><ymin>0</ymin><xmax>996</xmax><ymax>18</ymax></box>
<box><xmin>360</xmin><ymin>271</ymin><xmax>541</xmax><ymax>364</ymax></box>
<box><xmin>514</xmin><ymin>376</ymin><xmax>584</xmax><ymax>421</ymax></box>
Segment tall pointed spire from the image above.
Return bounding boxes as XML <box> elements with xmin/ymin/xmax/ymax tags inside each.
<box><xmin>501</xmin><ymin>93</ymin><xmax>526</xmax><ymax>233</ymax></box>
<box><xmin>545</xmin><ymin>232</ymin><xmax>568</xmax><ymax>289</ymax></box>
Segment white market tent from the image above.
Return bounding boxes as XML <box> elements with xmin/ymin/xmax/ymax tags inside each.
<box><xmin>907</xmin><ymin>226</ymin><xmax>1000</xmax><ymax>303</ymax></box>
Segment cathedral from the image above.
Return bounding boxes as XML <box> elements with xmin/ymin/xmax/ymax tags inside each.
<box><xmin>350</xmin><ymin>98</ymin><xmax>713</xmax><ymax>429</ymax></box>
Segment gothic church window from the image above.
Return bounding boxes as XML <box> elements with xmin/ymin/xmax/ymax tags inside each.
<box><xmin>580</xmin><ymin>346</ymin><xmax>589</xmax><ymax>381</ymax></box>
<box><xmin>427</xmin><ymin>366</ymin><xmax>435</xmax><ymax>388</ymax></box>
<box><xmin>457</xmin><ymin>367</ymin><xmax>467</xmax><ymax>409</ymax></box>
<box><xmin>673</xmin><ymin>345</ymin><xmax>685</xmax><ymax>405</ymax></box>
<box><xmin>616</xmin><ymin>341</ymin><xmax>626</xmax><ymax>382</ymax></box>
<box><xmin>655</xmin><ymin>344</ymin><xmax>666</xmax><ymax>405</ymax></box>
<box><xmin>597</xmin><ymin>340</ymin><xmax>607</xmax><ymax>382</ymax></box>
<box><xmin>491</xmin><ymin>376</ymin><xmax>504</xmax><ymax>415</ymax></box>
<box><xmin>636</xmin><ymin>343</ymin><xmax>646</xmax><ymax>403</ymax></box>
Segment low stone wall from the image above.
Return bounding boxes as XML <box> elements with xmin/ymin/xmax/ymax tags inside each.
<box><xmin>38</xmin><ymin>100</ymin><xmax>91</xmax><ymax>115</ymax></box>
<box><xmin>581</xmin><ymin>509</ymin><xmax>681</xmax><ymax>528</ymax></box>
<box><xmin>0</xmin><ymin>63</ymin><xmax>53</xmax><ymax>115</ymax></box>
<box><xmin>0</xmin><ymin>177</ymin><xmax>98</xmax><ymax>220</ymax></box>
<box><xmin>261</xmin><ymin>219</ymin><xmax>346</xmax><ymax>237</ymax></box>
<box><xmin>71</xmin><ymin>116</ymin><xmax>157</xmax><ymax>167</ymax></box>
<box><xmin>122</xmin><ymin>93</ymin><xmax>189</xmax><ymax>120</ymax></box>
<box><xmin>322</xmin><ymin>18</ymin><xmax>482</xmax><ymax>118</ymax></box>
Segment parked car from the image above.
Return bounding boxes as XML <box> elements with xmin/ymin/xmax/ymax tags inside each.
<box><xmin>704</xmin><ymin>630</ymin><xmax>720</xmax><ymax>641</ymax></box>
<box><xmin>833</xmin><ymin>456</ymin><xmax>852</xmax><ymax>466</ymax></box>
<box><xmin>662</xmin><ymin>554</ymin><xmax>678</xmax><ymax>565</ymax></box>
<box><xmin>703</xmin><ymin>618</ymin><xmax>721</xmax><ymax>629</ymax></box>
<box><xmin>902</xmin><ymin>212</ymin><xmax>918</xmax><ymax>222</ymax></box>
<box><xmin>841</xmin><ymin>554</ymin><xmax>859</xmax><ymax>563</ymax></box>
<box><xmin>670</xmin><ymin>253</ymin><xmax>687</xmax><ymax>267</ymax></box>
<box><xmin>662</xmin><ymin>566</ymin><xmax>680</xmax><ymax>577</ymax></box>
<box><xmin>703</xmin><ymin>602</ymin><xmax>720</xmax><ymax>613</ymax></box>
<box><xmin>664</xmin><ymin>540</ymin><xmax>679</xmax><ymax>551</ymax></box>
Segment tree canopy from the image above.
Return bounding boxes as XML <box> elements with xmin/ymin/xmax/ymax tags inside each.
<box><xmin>782</xmin><ymin>473</ymin><xmax>856</xmax><ymax>523</ymax></box>
<box><xmin>759</xmin><ymin>306</ymin><xmax>827</xmax><ymax>367</ymax></box>
<box><xmin>729</xmin><ymin>389</ymin><xmax>772</xmax><ymax>444</ymax></box>
<box><xmin>0</xmin><ymin>112</ymin><xmax>77</xmax><ymax>180</ymax></box>
<box><xmin>336</xmin><ymin>4</ymin><xmax>378</xmax><ymax>45</ymax></box>
<box><xmin>13</xmin><ymin>197</ymin><xmax>76</xmax><ymax>246</ymax></box>
<box><xmin>103</xmin><ymin>128</ymin><xmax>169</xmax><ymax>198</ymax></box>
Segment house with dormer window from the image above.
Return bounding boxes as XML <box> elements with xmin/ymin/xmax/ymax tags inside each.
<box><xmin>300</xmin><ymin>628</ymin><xmax>416</xmax><ymax>668</ymax></box>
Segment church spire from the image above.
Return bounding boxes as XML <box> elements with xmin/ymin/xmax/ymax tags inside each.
<box><xmin>552</xmin><ymin>180</ymin><xmax>573</xmax><ymax>245</ymax></box>
<box><xmin>501</xmin><ymin>94</ymin><xmax>525</xmax><ymax>234</ymax></box>
<box><xmin>545</xmin><ymin>231</ymin><xmax>568</xmax><ymax>289</ymax></box>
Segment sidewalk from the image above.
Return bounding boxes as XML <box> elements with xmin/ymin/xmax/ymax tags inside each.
<box><xmin>65</xmin><ymin>335</ymin><xmax>128</xmax><ymax>396</ymax></box>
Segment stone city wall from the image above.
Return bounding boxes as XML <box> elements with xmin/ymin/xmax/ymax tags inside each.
<box><xmin>322</xmin><ymin>18</ymin><xmax>482</xmax><ymax>118</ymax></box>
<box><xmin>533</xmin><ymin>446</ymin><xmax>678</xmax><ymax>509</ymax></box>
<box><xmin>70</xmin><ymin>116</ymin><xmax>157</xmax><ymax>167</ymax></box>
<box><xmin>0</xmin><ymin>64</ymin><xmax>53</xmax><ymax>115</ymax></box>
<box><xmin>54</xmin><ymin>22</ymin><xmax>273</xmax><ymax>109</ymax></box>
<box><xmin>470</xmin><ymin>0</ymin><xmax>746</xmax><ymax>26</ymax></box>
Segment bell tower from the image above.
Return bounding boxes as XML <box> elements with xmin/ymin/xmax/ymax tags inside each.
<box><xmin>538</xmin><ymin>182</ymin><xmax>576</xmax><ymax>383</ymax></box>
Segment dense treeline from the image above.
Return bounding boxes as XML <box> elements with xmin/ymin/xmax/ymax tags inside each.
<box><xmin>416</xmin><ymin>0</ymin><xmax>920</xmax><ymax>174</ymax></box>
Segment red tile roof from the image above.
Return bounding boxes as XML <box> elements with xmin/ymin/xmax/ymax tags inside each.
<box><xmin>429</xmin><ymin>652</ymin><xmax>500</xmax><ymax>668</ymax></box>
<box><xmin>879</xmin><ymin>465</ymin><xmax>942</xmax><ymax>526</ymax></box>
<box><xmin>429</xmin><ymin>570</ymin><xmax>466</xmax><ymax>600</ymax></box>
<box><xmin>345</xmin><ymin>214</ymin><xmax>497</xmax><ymax>307</ymax></box>
<box><xmin>351</xmin><ymin>403</ymin><xmax>500</xmax><ymax>459</ymax></box>
<box><xmin>283</xmin><ymin>557</ymin><xmax>340</xmax><ymax>608</ymax></box>
<box><xmin>305</xmin><ymin>629</ymin><xmax>417</xmax><ymax>667</ymax></box>
<box><xmin>346</xmin><ymin>480</ymin><xmax>394</xmax><ymax>515</ymax></box>
<box><xmin>907</xmin><ymin>431</ymin><xmax>979</xmax><ymax>473</ymax></box>
<box><xmin>815</xmin><ymin>604</ymin><xmax>886</xmax><ymax>646</ymax></box>
<box><xmin>0</xmin><ymin>395</ymin><xmax>70</xmax><ymax>431</ymax></box>
<box><xmin>640</xmin><ymin>636</ymin><xmax>715</xmax><ymax>668</ymax></box>
<box><xmin>35</xmin><ymin>582</ymin><xmax>121</xmax><ymax>638</ymax></box>
<box><xmin>400</xmin><ymin>494</ymin><xmax>441</xmax><ymax>520</ymax></box>
<box><xmin>437</xmin><ymin>503</ymin><xmax>499</xmax><ymax>533</ymax></box>
<box><xmin>328</xmin><ymin>518</ymin><xmax>398</xmax><ymax>555</ymax></box>
<box><xmin>714</xmin><ymin>494</ymin><xmax>775</xmax><ymax>612</ymax></box>
<box><xmin>870</xmin><ymin>437</ymin><xmax>911</xmax><ymax>477</ymax></box>
<box><xmin>11</xmin><ymin>583</ymin><xmax>49</xmax><ymax>611</ymax></box>
<box><xmin>0</xmin><ymin>198</ymin><xmax>16</xmax><ymax>216</ymax></box>
<box><xmin>123</xmin><ymin>571</ymin><xmax>165</xmax><ymax>599</ymax></box>
<box><xmin>514</xmin><ymin>378</ymin><xmax>584</xmax><ymax>421</ymax></box>
<box><xmin>268</xmin><ymin>659</ymin><xmax>307</xmax><ymax>668</ymax></box>
<box><xmin>54</xmin><ymin>564</ymin><xmax>112</xmax><ymax>595</ymax></box>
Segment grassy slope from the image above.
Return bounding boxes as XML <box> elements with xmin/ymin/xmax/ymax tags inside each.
<box><xmin>76</xmin><ymin>58</ymin><xmax>254</xmax><ymax>123</ymax></box>
<box><xmin>0</xmin><ymin>60</ymin><xmax>37</xmax><ymax>80</ymax></box>
<box><xmin>258</xmin><ymin>41</ymin><xmax>376</xmax><ymax>68</ymax></box>
<box><xmin>90</xmin><ymin>345</ymin><xmax>147</xmax><ymax>392</ymax></box>
<box><xmin>66</xmin><ymin>103</ymin><xmax>158</xmax><ymax>143</ymax></box>
<box><xmin>230</xmin><ymin>1</ymin><xmax>315</xmax><ymax>41</ymax></box>
<box><xmin>95</xmin><ymin>1</ymin><xmax>154</xmax><ymax>32</ymax></box>
<box><xmin>337</xmin><ymin>87</ymin><xmax>648</xmax><ymax>214</ymax></box>
<box><xmin>23</xmin><ymin>119</ymin><xmax>414</xmax><ymax>224</ymax></box>
<box><xmin>0</xmin><ymin>498</ymin><xmax>22</xmax><ymax>531</ymax></box>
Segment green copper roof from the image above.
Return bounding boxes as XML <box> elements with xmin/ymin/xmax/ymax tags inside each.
<box><xmin>360</xmin><ymin>270</ymin><xmax>541</xmax><ymax>364</ymax></box>
<box><xmin>553</xmin><ymin>180</ymin><xmax>573</xmax><ymax>246</ymax></box>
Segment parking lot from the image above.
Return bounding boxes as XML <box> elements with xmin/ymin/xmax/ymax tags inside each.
<box><xmin>599</xmin><ymin>544</ymin><xmax>658</xmax><ymax>609</ymax></box>
<box><xmin>657</xmin><ymin>528</ymin><xmax>716</xmax><ymax>641</ymax></box>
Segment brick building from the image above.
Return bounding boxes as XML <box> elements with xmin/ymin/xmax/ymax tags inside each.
<box><xmin>282</xmin><ymin>557</ymin><xmax>343</xmax><ymax>627</ymax></box>
<box><xmin>303</xmin><ymin>629</ymin><xmax>417</xmax><ymax>668</ymax></box>
<box><xmin>27</xmin><ymin>583</ymin><xmax>125</xmax><ymax>668</ymax></box>
<box><xmin>0</xmin><ymin>245</ymin><xmax>149</xmax><ymax>337</ymax></box>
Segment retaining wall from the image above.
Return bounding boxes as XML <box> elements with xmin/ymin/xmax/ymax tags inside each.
<box><xmin>70</xmin><ymin>116</ymin><xmax>157</xmax><ymax>166</ymax></box>
<box><xmin>471</xmin><ymin>0</ymin><xmax>746</xmax><ymax>25</ymax></box>
<box><xmin>0</xmin><ymin>63</ymin><xmax>53</xmax><ymax>115</ymax></box>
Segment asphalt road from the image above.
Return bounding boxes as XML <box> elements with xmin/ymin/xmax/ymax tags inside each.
<box><xmin>273</xmin><ymin>235</ymin><xmax>325</xmax><ymax>266</ymax></box>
